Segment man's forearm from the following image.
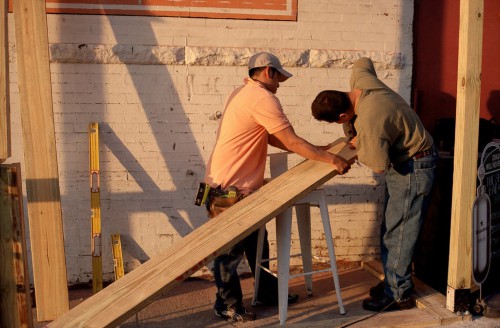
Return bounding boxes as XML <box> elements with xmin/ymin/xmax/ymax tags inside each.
<box><xmin>268</xmin><ymin>134</ymin><xmax>289</xmax><ymax>151</ymax></box>
<box><xmin>286</xmin><ymin>140</ymin><xmax>333</xmax><ymax>164</ymax></box>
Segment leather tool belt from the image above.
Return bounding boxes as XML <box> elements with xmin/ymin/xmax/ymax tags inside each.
<box><xmin>194</xmin><ymin>183</ymin><xmax>243</xmax><ymax>218</ymax></box>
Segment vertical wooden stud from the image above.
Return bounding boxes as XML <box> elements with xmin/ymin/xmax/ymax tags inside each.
<box><xmin>1</xmin><ymin>164</ymin><xmax>34</xmax><ymax>328</ymax></box>
<box><xmin>12</xmin><ymin>0</ymin><xmax>69</xmax><ymax>320</ymax></box>
<box><xmin>447</xmin><ymin>0</ymin><xmax>484</xmax><ymax>312</ymax></box>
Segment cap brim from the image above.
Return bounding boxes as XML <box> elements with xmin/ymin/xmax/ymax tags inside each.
<box><xmin>277</xmin><ymin>68</ymin><xmax>293</xmax><ymax>82</ymax></box>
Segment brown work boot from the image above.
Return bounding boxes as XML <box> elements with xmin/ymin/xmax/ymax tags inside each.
<box><xmin>214</xmin><ymin>304</ymin><xmax>256</xmax><ymax>322</ymax></box>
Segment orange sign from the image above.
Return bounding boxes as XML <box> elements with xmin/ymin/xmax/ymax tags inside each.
<box><xmin>10</xmin><ymin>0</ymin><xmax>298</xmax><ymax>21</ymax></box>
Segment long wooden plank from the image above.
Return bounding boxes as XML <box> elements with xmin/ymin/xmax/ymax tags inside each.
<box><xmin>48</xmin><ymin>139</ymin><xmax>356</xmax><ymax>328</ymax></box>
<box><xmin>13</xmin><ymin>0</ymin><xmax>69</xmax><ymax>321</ymax></box>
<box><xmin>447</xmin><ymin>0</ymin><xmax>483</xmax><ymax>312</ymax></box>
<box><xmin>0</xmin><ymin>0</ymin><xmax>10</xmax><ymax>162</ymax></box>
<box><xmin>362</xmin><ymin>260</ymin><xmax>471</xmax><ymax>326</ymax></box>
<box><xmin>349</xmin><ymin>308</ymin><xmax>441</xmax><ymax>328</ymax></box>
<box><xmin>361</xmin><ymin>261</ymin><xmax>384</xmax><ymax>281</ymax></box>
<box><xmin>413</xmin><ymin>280</ymin><xmax>470</xmax><ymax>326</ymax></box>
<box><xmin>0</xmin><ymin>164</ymin><xmax>34</xmax><ymax>328</ymax></box>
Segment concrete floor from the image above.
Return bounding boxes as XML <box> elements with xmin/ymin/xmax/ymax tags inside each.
<box><xmin>34</xmin><ymin>264</ymin><xmax>500</xmax><ymax>328</ymax></box>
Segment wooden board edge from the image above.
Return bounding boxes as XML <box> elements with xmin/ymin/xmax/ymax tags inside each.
<box><xmin>362</xmin><ymin>261</ymin><xmax>472</xmax><ymax>325</ymax></box>
<box><xmin>13</xmin><ymin>0</ymin><xmax>69</xmax><ymax>320</ymax></box>
<box><xmin>350</xmin><ymin>308</ymin><xmax>441</xmax><ymax>328</ymax></box>
<box><xmin>361</xmin><ymin>260</ymin><xmax>384</xmax><ymax>281</ymax></box>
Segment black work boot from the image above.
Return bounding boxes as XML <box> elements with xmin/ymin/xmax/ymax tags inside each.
<box><xmin>362</xmin><ymin>294</ymin><xmax>414</xmax><ymax>312</ymax></box>
<box><xmin>369</xmin><ymin>281</ymin><xmax>385</xmax><ymax>297</ymax></box>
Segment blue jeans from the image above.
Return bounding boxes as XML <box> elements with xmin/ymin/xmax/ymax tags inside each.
<box><xmin>213</xmin><ymin>229</ymin><xmax>278</xmax><ymax>311</ymax></box>
<box><xmin>381</xmin><ymin>152</ymin><xmax>438</xmax><ymax>300</ymax></box>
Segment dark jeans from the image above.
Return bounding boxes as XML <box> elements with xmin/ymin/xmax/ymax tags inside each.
<box><xmin>381</xmin><ymin>152</ymin><xmax>438</xmax><ymax>300</ymax></box>
<box><xmin>213</xmin><ymin>229</ymin><xmax>278</xmax><ymax>311</ymax></box>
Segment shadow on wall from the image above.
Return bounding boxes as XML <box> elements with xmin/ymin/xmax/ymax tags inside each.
<box><xmin>103</xmin><ymin>17</ymin><xmax>206</xmax><ymax>266</ymax></box>
<box><xmin>120</xmin><ymin>233</ymin><xmax>150</xmax><ymax>270</ymax></box>
<box><xmin>55</xmin><ymin>14</ymin><xmax>405</xmax><ymax>281</ymax></box>
<box><xmin>56</xmin><ymin>16</ymin><xmax>207</xmax><ymax>280</ymax></box>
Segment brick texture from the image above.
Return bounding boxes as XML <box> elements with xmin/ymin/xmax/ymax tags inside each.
<box><xmin>5</xmin><ymin>0</ymin><xmax>414</xmax><ymax>284</ymax></box>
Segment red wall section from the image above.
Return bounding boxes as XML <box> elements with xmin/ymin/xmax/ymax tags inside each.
<box><xmin>413</xmin><ymin>0</ymin><xmax>500</xmax><ymax>132</ymax></box>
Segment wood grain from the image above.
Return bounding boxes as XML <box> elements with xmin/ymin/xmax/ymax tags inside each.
<box><xmin>13</xmin><ymin>0</ymin><xmax>69</xmax><ymax>321</ymax></box>
<box><xmin>48</xmin><ymin>139</ymin><xmax>356</xmax><ymax>328</ymax></box>
<box><xmin>447</xmin><ymin>0</ymin><xmax>483</xmax><ymax>310</ymax></box>
<box><xmin>362</xmin><ymin>260</ymin><xmax>471</xmax><ymax>326</ymax></box>
<box><xmin>0</xmin><ymin>164</ymin><xmax>34</xmax><ymax>328</ymax></box>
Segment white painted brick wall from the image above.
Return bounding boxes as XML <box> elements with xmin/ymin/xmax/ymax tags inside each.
<box><xmin>5</xmin><ymin>0</ymin><xmax>414</xmax><ymax>284</ymax></box>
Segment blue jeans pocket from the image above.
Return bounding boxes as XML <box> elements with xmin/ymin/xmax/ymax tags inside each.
<box><xmin>414</xmin><ymin>155</ymin><xmax>438</xmax><ymax>196</ymax></box>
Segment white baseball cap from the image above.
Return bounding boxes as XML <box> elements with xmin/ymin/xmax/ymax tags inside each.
<box><xmin>248</xmin><ymin>52</ymin><xmax>293</xmax><ymax>82</ymax></box>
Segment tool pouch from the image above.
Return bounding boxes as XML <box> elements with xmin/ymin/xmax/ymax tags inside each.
<box><xmin>207</xmin><ymin>186</ymin><xmax>243</xmax><ymax>219</ymax></box>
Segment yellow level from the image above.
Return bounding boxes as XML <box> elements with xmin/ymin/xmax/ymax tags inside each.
<box><xmin>111</xmin><ymin>234</ymin><xmax>125</xmax><ymax>280</ymax></box>
<box><xmin>89</xmin><ymin>122</ymin><xmax>103</xmax><ymax>293</ymax></box>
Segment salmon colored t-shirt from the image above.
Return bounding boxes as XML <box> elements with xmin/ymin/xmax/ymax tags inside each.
<box><xmin>204</xmin><ymin>78</ymin><xmax>291</xmax><ymax>195</ymax></box>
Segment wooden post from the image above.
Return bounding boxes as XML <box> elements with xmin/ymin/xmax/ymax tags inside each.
<box><xmin>0</xmin><ymin>164</ymin><xmax>34</xmax><ymax>328</ymax></box>
<box><xmin>447</xmin><ymin>0</ymin><xmax>484</xmax><ymax>313</ymax></box>
<box><xmin>12</xmin><ymin>0</ymin><xmax>69</xmax><ymax>321</ymax></box>
<box><xmin>48</xmin><ymin>140</ymin><xmax>356</xmax><ymax>328</ymax></box>
<box><xmin>0</xmin><ymin>0</ymin><xmax>10</xmax><ymax>162</ymax></box>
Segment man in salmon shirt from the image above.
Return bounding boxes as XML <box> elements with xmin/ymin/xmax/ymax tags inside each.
<box><xmin>204</xmin><ymin>52</ymin><xmax>351</xmax><ymax>322</ymax></box>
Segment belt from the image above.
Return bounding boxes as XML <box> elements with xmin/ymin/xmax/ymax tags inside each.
<box><xmin>413</xmin><ymin>148</ymin><xmax>435</xmax><ymax>160</ymax></box>
<box><xmin>208</xmin><ymin>186</ymin><xmax>238</xmax><ymax>198</ymax></box>
<box><xmin>195</xmin><ymin>183</ymin><xmax>238</xmax><ymax>207</ymax></box>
